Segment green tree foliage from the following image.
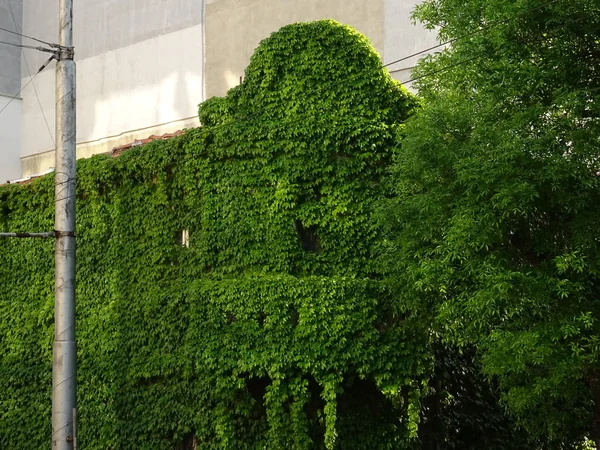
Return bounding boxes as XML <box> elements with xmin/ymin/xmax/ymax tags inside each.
<box><xmin>0</xmin><ymin>21</ymin><xmax>427</xmax><ymax>449</ymax></box>
<box><xmin>382</xmin><ymin>0</ymin><xmax>600</xmax><ymax>447</ymax></box>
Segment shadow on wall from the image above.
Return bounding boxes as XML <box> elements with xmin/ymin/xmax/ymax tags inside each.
<box><xmin>0</xmin><ymin>97</ymin><xmax>23</xmax><ymax>182</ymax></box>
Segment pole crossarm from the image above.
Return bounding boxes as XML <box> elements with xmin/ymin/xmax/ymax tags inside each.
<box><xmin>0</xmin><ymin>232</ymin><xmax>56</xmax><ymax>238</ymax></box>
<box><xmin>0</xmin><ymin>230</ymin><xmax>76</xmax><ymax>239</ymax></box>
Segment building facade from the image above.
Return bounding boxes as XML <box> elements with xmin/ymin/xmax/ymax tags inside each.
<box><xmin>0</xmin><ymin>0</ymin><xmax>23</xmax><ymax>183</ymax></box>
<box><xmin>1</xmin><ymin>0</ymin><xmax>436</xmax><ymax>180</ymax></box>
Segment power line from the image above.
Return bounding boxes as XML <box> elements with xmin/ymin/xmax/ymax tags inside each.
<box><xmin>0</xmin><ymin>39</ymin><xmax>36</xmax><ymax>51</ymax></box>
<box><xmin>0</xmin><ymin>24</ymin><xmax>56</xmax><ymax>48</ymax></box>
<box><xmin>383</xmin><ymin>42</ymin><xmax>448</xmax><ymax>68</ymax></box>
<box><xmin>0</xmin><ymin>38</ymin><xmax>55</xmax><ymax>53</ymax></box>
<box><xmin>383</xmin><ymin>0</ymin><xmax>560</xmax><ymax>69</ymax></box>
<box><xmin>0</xmin><ymin>55</ymin><xmax>54</xmax><ymax>118</ymax></box>
<box><xmin>398</xmin><ymin>53</ymin><xmax>484</xmax><ymax>85</ymax></box>
<box><xmin>5</xmin><ymin>0</ymin><xmax>56</xmax><ymax>147</ymax></box>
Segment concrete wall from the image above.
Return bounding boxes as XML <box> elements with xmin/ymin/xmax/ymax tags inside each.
<box><xmin>20</xmin><ymin>0</ymin><xmax>205</xmax><ymax>176</ymax></box>
<box><xmin>203</xmin><ymin>0</ymin><xmax>437</xmax><ymax>98</ymax></box>
<box><xmin>0</xmin><ymin>0</ymin><xmax>21</xmax><ymax>95</ymax></box>
<box><xmin>383</xmin><ymin>0</ymin><xmax>438</xmax><ymax>88</ymax></box>
<box><xmin>0</xmin><ymin>0</ymin><xmax>23</xmax><ymax>181</ymax></box>
<box><xmin>0</xmin><ymin>95</ymin><xmax>22</xmax><ymax>183</ymax></box>
<box><xmin>18</xmin><ymin>0</ymin><xmax>438</xmax><ymax>177</ymax></box>
<box><xmin>204</xmin><ymin>0</ymin><xmax>385</xmax><ymax>99</ymax></box>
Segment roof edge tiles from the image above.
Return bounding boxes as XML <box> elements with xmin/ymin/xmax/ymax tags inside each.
<box><xmin>2</xmin><ymin>130</ymin><xmax>188</xmax><ymax>186</ymax></box>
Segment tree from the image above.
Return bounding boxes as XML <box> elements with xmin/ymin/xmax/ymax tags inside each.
<box><xmin>382</xmin><ymin>0</ymin><xmax>600</xmax><ymax>447</ymax></box>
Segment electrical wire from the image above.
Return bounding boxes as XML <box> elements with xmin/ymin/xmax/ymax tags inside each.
<box><xmin>0</xmin><ymin>39</ymin><xmax>45</xmax><ymax>51</ymax></box>
<box><xmin>383</xmin><ymin>0</ymin><xmax>560</xmax><ymax>68</ymax></box>
<box><xmin>0</xmin><ymin>55</ymin><xmax>54</xmax><ymax>118</ymax></box>
<box><xmin>399</xmin><ymin>53</ymin><xmax>485</xmax><ymax>85</ymax></box>
<box><xmin>0</xmin><ymin>24</ymin><xmax>56</xmax><ymax>48</ymax></box>
<box><xmin>383</xmin><ymin>42</ymin><xmax>446</xmax><ymax>68</ymax></box>
<box><xmin>5</xmin><ymin>0</ymin><xmax>56</xmax><ymax>147</ymax></box>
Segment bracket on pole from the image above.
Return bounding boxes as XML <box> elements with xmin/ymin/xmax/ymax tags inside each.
<box><xmin>35</xmin><ymin>44</ymin><xmax>74</xmax><ymax>61</ymax></box>
<box><xmin>54</xmin><ymin>45</ymin><xmax>74</xmax><ymax>61</ymax></box>
<box><xmin>54</xmin><ymin>230</ymin><xmax>76</xmax><ymax>238</ymax></box>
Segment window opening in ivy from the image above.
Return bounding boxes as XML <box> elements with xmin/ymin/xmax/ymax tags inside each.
<box><xmin>176</xmin><ymin>229</ymin><xmax>190</xmax><ymax>248</ymax></box>
<box><xmin>294</xmin><ymin>220</ymin><xmax>320</xmax><ymax>252</ymax></box>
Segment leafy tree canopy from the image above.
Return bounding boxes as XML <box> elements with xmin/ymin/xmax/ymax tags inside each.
<box><xmin>382</xmin><ymin>0</ymin><xmax>600</xmax><ymax>447</ymax></box>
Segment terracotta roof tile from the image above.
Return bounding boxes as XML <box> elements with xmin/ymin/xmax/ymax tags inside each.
<box><xmin>2</xmin><ymin>130</ymin><xmax>187</xmax><ymax>186</ymax></box>
<box><xmin>110</xmin><ymin>130</ymin><xmax>185</xmax><ymax>157</ymax></box>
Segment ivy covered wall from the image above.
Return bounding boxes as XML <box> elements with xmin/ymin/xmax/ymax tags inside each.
<box><xmin>0</xmin><ymin>21</ymin><xmax>424</xmax><ymax>449</ymax></box>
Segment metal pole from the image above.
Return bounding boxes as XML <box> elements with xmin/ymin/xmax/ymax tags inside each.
<box><xmin>52</xmin><ymin>0</ymin><xmax>76</xmax><ymax>448</ymax></box>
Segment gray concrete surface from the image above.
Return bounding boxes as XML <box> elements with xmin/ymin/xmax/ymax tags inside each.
<box><xmin>0</xmin><ymin>0</ymin><xmax>22</xmax><ymax>96</ymax></box>
<box><xmin>0</xmin><ymin>0</ymin><xmax>22</xmax><ymax>181</ymax></box>
<box><xmin>13</xmin><ymin>0</ymin><xmax>437</xmax><ymax>178</ymax></box>
<box><xmin>204</xmin><ymin>0</ymin><xmax>385</xmax><ymax>99</ymax></box>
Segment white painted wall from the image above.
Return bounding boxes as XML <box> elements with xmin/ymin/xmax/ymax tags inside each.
<box><xmin>0</xmin><ymin>0</ymin><xmax>23</xmax><ymax>181</ymax></box>
<box><xmin>0</xmin><ymin>0</ymin><xmax>22</xmax><ymax>95</ymax></box>
<box><xmin>18</xmin><ymin>0</ymin><xmax>438</xmax><ymax>176</ymax></box>
<box><xmin>21</xmin><ymin>24</ymin><xmax>204</xmax><ymax>159</ymax></box>
<box><xmin>20</xmin><ymin>0</ymin><xmax>205</xmax><ymax>175</ymax></box>
<box><xmin>384</xmin><ymin>0</ymin><xmax>439</xmax><ymax>89</ymax></box>
<box><xmin>0</xmin><ymin>95</ymin><xmax>22</xmax><ymax>183</ymax></box>
<box><xmin>78</xmin><ymin>24</ymin><xmax>204</xmax><ymax>145</ymax></box>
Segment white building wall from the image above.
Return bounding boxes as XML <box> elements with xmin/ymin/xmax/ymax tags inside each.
<box><xmin>21</xmin><ymin>0</ymin><xmax>205</xmax><ymax>176</ymax></box>
<box><xmin>384</xmin><ymin>0</ymin><xmax>439</xmax><ymax>88</ymax></box>
<box><xmin>0</xmin><ymin>0</ymin><xmax>23</xmax><ymax>182</ymax></box>
<box><xmin>201</xmin><ymin>0</ymin><xmax>438</xmax><ymax>100</ymax></box>
<box><xmin>0</xmin><ymin>95</ymin><xmax>22</xmax><ymax>183</ymax></box>
<box><xmin>18</xmin><ymin>0</ymin><xmax>437</xmax><ymax>177</ymax></box>
<box><xmin>203</xmin><ymin>0</ymin><xmax>385</xmax><ymax>99</ymax></box>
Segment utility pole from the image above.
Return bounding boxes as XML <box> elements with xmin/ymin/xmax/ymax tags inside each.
<box><xmin>53</xmin><ymin>0</ymin><xmax>77</xmax><ymax>448</ymax></box>
<box><xmin>0</xmin><ymin>0</ymin><xmax>76</xmax><ymax>448</ymax></box>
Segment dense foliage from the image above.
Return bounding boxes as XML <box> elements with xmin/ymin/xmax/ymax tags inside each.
<box><xmin>418</xmin><ymin>343</ymin><xmax>534</xmax><ymax>450</ymax></box>
<box><xmin>382</xmin><ymin>0</ymin><xmax>600</xmax><ymax>447</ymax></box>
<box><xmin>0</xmin><ymin>21</ymin><xmax>428</xmax><ymax>449</ymax></box>
<box><xmin>4</xmin><ymin>10</ymin><xmax>593</xmax><ymax>447</ymax></box>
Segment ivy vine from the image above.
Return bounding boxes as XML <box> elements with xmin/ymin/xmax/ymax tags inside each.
<box><xmin>0</xmin><ymin>20</ymin><xmax>424</xmax><ymax>449</ymax></box>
